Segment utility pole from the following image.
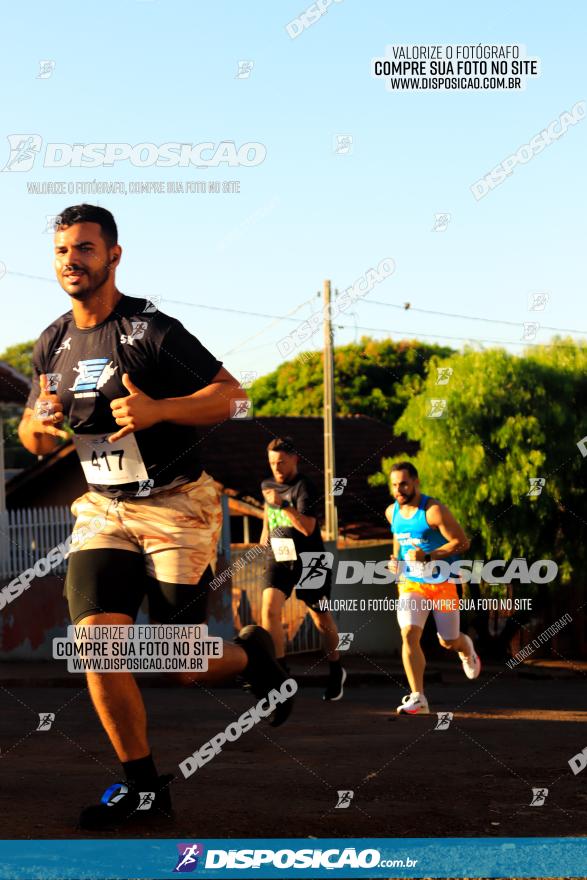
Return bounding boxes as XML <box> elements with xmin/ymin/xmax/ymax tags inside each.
<box><xmin>0</xmin><ymin>414</ymin><xmax>5</xmax><ymax>513</ymax></box>
<box><xmin>322</xmin><ymin>279</ymin><xmax>337</xmax><ymax>542</ymax></box>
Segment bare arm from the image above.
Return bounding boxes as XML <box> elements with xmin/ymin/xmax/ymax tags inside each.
<box><xmin>424</xmin><ymin>502</ymin><xmax>470</xmax><ymax>559</ymax></box>
<box><xmin>384</xmin><ymin>503</ymin><xmax>399</xmax><ymax>554</ymax></box>
<box><xmin>18</xmin><ymin>373</ymin><xmax>69</xmax><ymax>455</ymax></box>
<box><xmin>384</xmin><ymin>504</ymin><xmax>400</xmax><ymax>568</ymax></box>
<box><xmin>157</xmin><ymin>367</ymin><xmax>246</xmax><ymax>427</ymax></box>
<box><xmin>281</xmin><ymin>506</ymin><xmax>316</xmax><ymax>538</ymax></box>
<box><xmin>109</xmin><ymin>367</ymin><xmax>247</xmax><ymax>442</ymax></box>
<box><xmin>261</xmin><ymin>487</ymin><xmax>317</xmax><ymax>538</ymax></box>
<box><xmin>260</xmin><ymin>505</ymin><xmax>269</xmax><ymax>546</ymax></box>
<box><xmin>18</xmin><ymin>408</ymin><xmax>61</xmax><ymax>455</ymax></box>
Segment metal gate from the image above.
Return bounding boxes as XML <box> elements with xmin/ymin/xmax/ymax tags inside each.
<box><xmin>230</xmin><ymin>549</ymin><xmax>321</xmax><ymax>654</ymax></box>
<box><xmin>0</xmin><ymin>506</ymin><xmax>75</xmax><ymax>578</ymax></box>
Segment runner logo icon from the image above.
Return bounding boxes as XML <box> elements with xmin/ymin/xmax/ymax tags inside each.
<box><xmin>330</xmin><ymin>477</ymin><xmax>347</xmax><ymax>495</ymax></box>
<box><xmin>337</xmin><ymin>632</ymin><xmax>354</xmax><ymax>651</ymax></box>
<box><xmin>2</xmin><ymin>134</ymin><xmax>42</xmax><ymax>171</ymax></box>
<box><xmin>36</xmin><ymin>712</ymin><xmax>55</xmax><ymax>731</ymax></box>
<box><xmin>137</xmin><ymin>792</ymin><xmax>155</xmax><ymax>810</ymax></box>
<box><xmin>136</xmin><ymin>479</ymin><xmax>155</xmax><ymax>498</ymax></box>
<box><xmin>45</xmin><ymin>373</ymin><xmax>62</xmax><ymax>393</ymax></box>
<box><xmin>173</xmin><ymin>843</ymin><xmax>204</xmax><ymax>872</ymax></box>
<box><xmin>335</xmin><ymin>790</ymin><xmax>354</xmax><ymax>809</ymax></box>
<box><xmin>120</xmin><ymin>322</ymin><xmax>148</xmax><ymax>345</ymax></box>
<box><xmin>69</xmin><ymin>359</ymin><xmax>118</xmax><ymax>397</ymax></box>
<box><xmin>530</xmin><ymin>787</ymin><xmax>548</xmax><ymax>806</ymax></box>
<box><xmin>434</xmin><ymin>712</ymin><xmax>453</xmax><ymax>730</ymax></box>
<box><xmin>297</xmin><ymin>552</ymin><xmax>334</xmax><ymax>589</ymax></box>
<box><xmin>54</xmin><ymin>336</ymin><xmax>72</xmax><ymax>355</ymax></box>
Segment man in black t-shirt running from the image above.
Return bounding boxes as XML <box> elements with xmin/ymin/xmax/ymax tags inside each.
<box><xmin>18</xmin><ymin>204</ymin><xmax>294</xmax><ymax>830</ymax></box>
<box><xmin>260</xmin><ymin>437</ymin><xmax>346</xmax><ymax>701</ymax></box>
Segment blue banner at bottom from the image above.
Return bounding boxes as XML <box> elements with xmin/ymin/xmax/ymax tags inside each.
<box><xmin>0</xmin><ymin>837</ymin><xmax>586</xmax><ymax>879</ymax></box>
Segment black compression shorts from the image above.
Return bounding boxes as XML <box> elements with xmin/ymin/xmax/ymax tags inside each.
<box><xmin>65</xmin><ymin>549</ymin><xmax>211</xmax><ymax>625</ymax></box>
<box><xmin>262</xmin><ymin>557</ymin><xmax>332</xmax><ymax>611</ymax></box>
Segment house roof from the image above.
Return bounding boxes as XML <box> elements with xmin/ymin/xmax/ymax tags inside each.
<box><xmin>6</xmin><ymin>415</ymin><xmax>416</xmax><ymax>536</ymax></box>
<box><xmin>196</xmin><ymin>415</ymin><xmax>415</xmax><ymax>537</ymax></box>
<box><xmin>0</xmin><ymin>362</ymin><xmax>30</xmax><ymax>404</ymax></box>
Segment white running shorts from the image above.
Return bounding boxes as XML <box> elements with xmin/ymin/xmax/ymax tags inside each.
<box><xmin>397</xmin><ymin>592</ymin><xmax>460</xmax><ymax>640</ymax></box>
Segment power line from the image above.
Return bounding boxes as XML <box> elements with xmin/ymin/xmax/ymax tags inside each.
<box><xmin>162</xmin><ymin>299</ymin><xmax>306</xmax><ymax>323</ymax></box>
<box><xmin>235</xmin><ymin>324</ymin><xmax>580</xmax><ymax>356</ymax></box>
<box><xmin>365</xmin><ymin>298</ymin><xmax>587</xmax><ymax>336</ymax></box>
<box><xmin>4</xmin><ymin>269</ymin><xmax>584</xmax><ymax>344</ymax></box>
<box><xmin>6</xmin><ymin>271</ymin><xmax>58</xmax><ymax>283</ymax></box>
<box><xmin>2</xmin><ymin>272</ymin><xmax>311</xmax><ymax>324</ymax></box>
<box><xmin>335</xmin><ymin>322</ymin><xmax>581</xmax><ymax>349</ymax></box>
<box><xmin>221</xmin><ymin>294</ymin><xmax>319</xmax><ymax>358</ymax></box>
<box><xmin>162</xmin><ymin>300</ymin><xmax>585</xmax><ymax>350</ymax></box>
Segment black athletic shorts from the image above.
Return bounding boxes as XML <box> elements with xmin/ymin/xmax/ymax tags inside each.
<box><xmin>262</xmin><ymin>556</ymin><xmax>332</xmax><ymax>611</ymax></box>
<box><xmin>65</xmin><ymin>549</ymin><xmax>212</xmax><ymax>625</ymax></box>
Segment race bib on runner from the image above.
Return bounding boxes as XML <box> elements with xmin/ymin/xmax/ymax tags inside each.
<box><xmin>270</xmin><ymin>537</ymin><xmax>297</xmax><ymax>562</ymax></box>
<box><xmin>73</xmin><ymin>433</ymin><xmax>149</xmax><ymax>486</ymax></box>
<box><xmin>404</xmin><ymin>560</ymin><xmax>436</xmax><ymax>580</ymax></box>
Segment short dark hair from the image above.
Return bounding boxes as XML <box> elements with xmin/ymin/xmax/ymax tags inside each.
<box><xmin>55</xmin><ymin>204</ymin><xmax>118</xmax><ymax>248</ymax></box>
<box><xmin>267</xmin><ymin>436</ymin><xmax>297</xmax><ymax>456</ymax></box>
<box><xmin>390</xmin><ymin>461</ymin><xmax>418</xmax><ymax>479</ymax></box>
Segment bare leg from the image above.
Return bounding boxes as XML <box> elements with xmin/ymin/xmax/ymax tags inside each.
<box><xmin>438</xmin><ymin>633</ymin><xmax>471</xmax><ymax>654</ymax></box>
<box><xmin>80</xmin><ymin>613</ymin><xmax>150</xmax><ymax>762</ymax></box>
<box><xmin>166</xmin><ymin>642</ymin><xmax>247</xmax><ymax>686</ymax></box>
<box><xmin>261</xmin><ymin>587</ymin><xmax>287</xmax><ymax>658</ymax></box>
<box><xmin>307</xmin><ymin>608</ymin><xmax>340</xmax><ymax>661</ymax></box>
<box><xmin>400</xmin><ymin>625</ymin><xmax>425</xmax><ymax>694</ymax></box>
<box><xmin>80</xmin><ymin>612</ymin><xmax>248</xmax><ymax>761</ymax></box>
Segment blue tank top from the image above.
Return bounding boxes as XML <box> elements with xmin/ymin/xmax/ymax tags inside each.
<box><xmin>391</xmin><ymin>494</ymin><xmax>456</xmax><ymax>583</ymax></box>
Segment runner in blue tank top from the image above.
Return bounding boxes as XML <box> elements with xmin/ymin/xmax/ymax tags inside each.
<box><xmin>385</xmin><ymin>461</ymin><xmax>481</xmax><ymax>715</ymax></box>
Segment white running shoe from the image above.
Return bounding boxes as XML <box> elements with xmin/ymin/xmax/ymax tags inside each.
<box><xmin>459</xmin><ymin>634</ymin><xmax>481</xmax><ymax>680</ymax></box>
<box><xmin>396</xmin><ymin>692</ymin><xmax>430</xmax><ymax>714</ymax></box>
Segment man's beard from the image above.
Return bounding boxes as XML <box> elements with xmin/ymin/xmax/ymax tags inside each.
<box><xmin>64</xmin><ymin>266</ymin><xmax>110</xmax><ymax>300</ymax></box>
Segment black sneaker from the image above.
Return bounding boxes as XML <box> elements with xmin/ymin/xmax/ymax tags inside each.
<box><xmin>235</xmin><ymin>625</ymin><xmax>296</xmax><ymax>727</ymax></box>
<box><xmin>78</xmin><ymin>773</ymin><xmax>174</xmax><ymax>830</ymax></box>
<box><xmin>323</xmin><ymin>666</ymin><xmax>347</xmax><ymax>701</ymax></box>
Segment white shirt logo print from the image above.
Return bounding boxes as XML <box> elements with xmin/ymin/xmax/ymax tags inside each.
<box><xmin>120</xmin><ymin>322</ymin><xmax>148</xmax><ymax>346</ymax></box>
<box><xmin>68</xmin><ymin>359</ymin><xmax>118</xmax><ymax>394</ymax></box>
<box><xmin>96</xmin><ymin>362</ymin><xmax>118</xmax><ymax>390</ymax></box>
<box><xmin>54</xmin><ymin>336</ymin><xmax>72</xmax><ymax>355</ymax></box>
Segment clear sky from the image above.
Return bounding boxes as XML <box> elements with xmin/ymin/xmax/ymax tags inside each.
<box><xmin>0</xmin><ymin>0</ymin><xmax>585</xmax><ymax>381</ymax></box>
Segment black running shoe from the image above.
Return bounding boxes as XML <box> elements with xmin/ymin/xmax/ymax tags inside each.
<box><xmin>323</xmin><ymin>666</ymin><xmax>347</xmax><ymax>701</ymax></box>
<box><xmin>235</xmin><ymin>625</ymin><xmax>296</xmax><ymax>727</ymax></box>
<box><xmin>78</xmin><ymin>773</ymin><xmax>174</xmax><ymax>830</ymax></box>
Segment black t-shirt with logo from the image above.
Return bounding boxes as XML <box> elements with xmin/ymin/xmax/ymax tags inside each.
<box><xmin>261</xmin><ymin>472</ymin><xmax>324</xmax><ymax>558</ymax></box>
<box><xmin>26</xmin><ymin>294</ymin><xmax>222</xmax><ymax>497</ymax></box>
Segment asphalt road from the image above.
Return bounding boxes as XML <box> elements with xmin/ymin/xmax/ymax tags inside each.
<box><xmin>1</xmin><ymin>666</ymin><xmax>586</xmax><ymax>841</ymax></box>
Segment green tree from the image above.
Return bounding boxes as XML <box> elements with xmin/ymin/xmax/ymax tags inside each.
<box><xmin>370</xmin><ymin>341</ymin><xmax>587</xmax><ymax>654</ymax></box>
<box><xmin>0</xmin><ymin>340</ymin><xmax>36</xmax><ymax>468</ymax></box>
<box><xmin>0</xmin><ymin>340</ymin><xmax>35</xmax><ymax>379</ymax></box>
<box><xmin>250</xmin><ymin>336</ymin><xmax>453</xmax><ymax>423</ymax></box>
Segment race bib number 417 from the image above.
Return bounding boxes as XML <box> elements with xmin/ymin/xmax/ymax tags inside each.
<box><xmin>73</xmin><ymin>433</ymin><xmax>149</xmax><ymax>486</ymax></box>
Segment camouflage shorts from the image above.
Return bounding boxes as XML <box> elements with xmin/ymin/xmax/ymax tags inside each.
<box><xmin>68</xmin><ymin>470</ymin><xmax>223</xmax><ymax>585</ymax></box>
